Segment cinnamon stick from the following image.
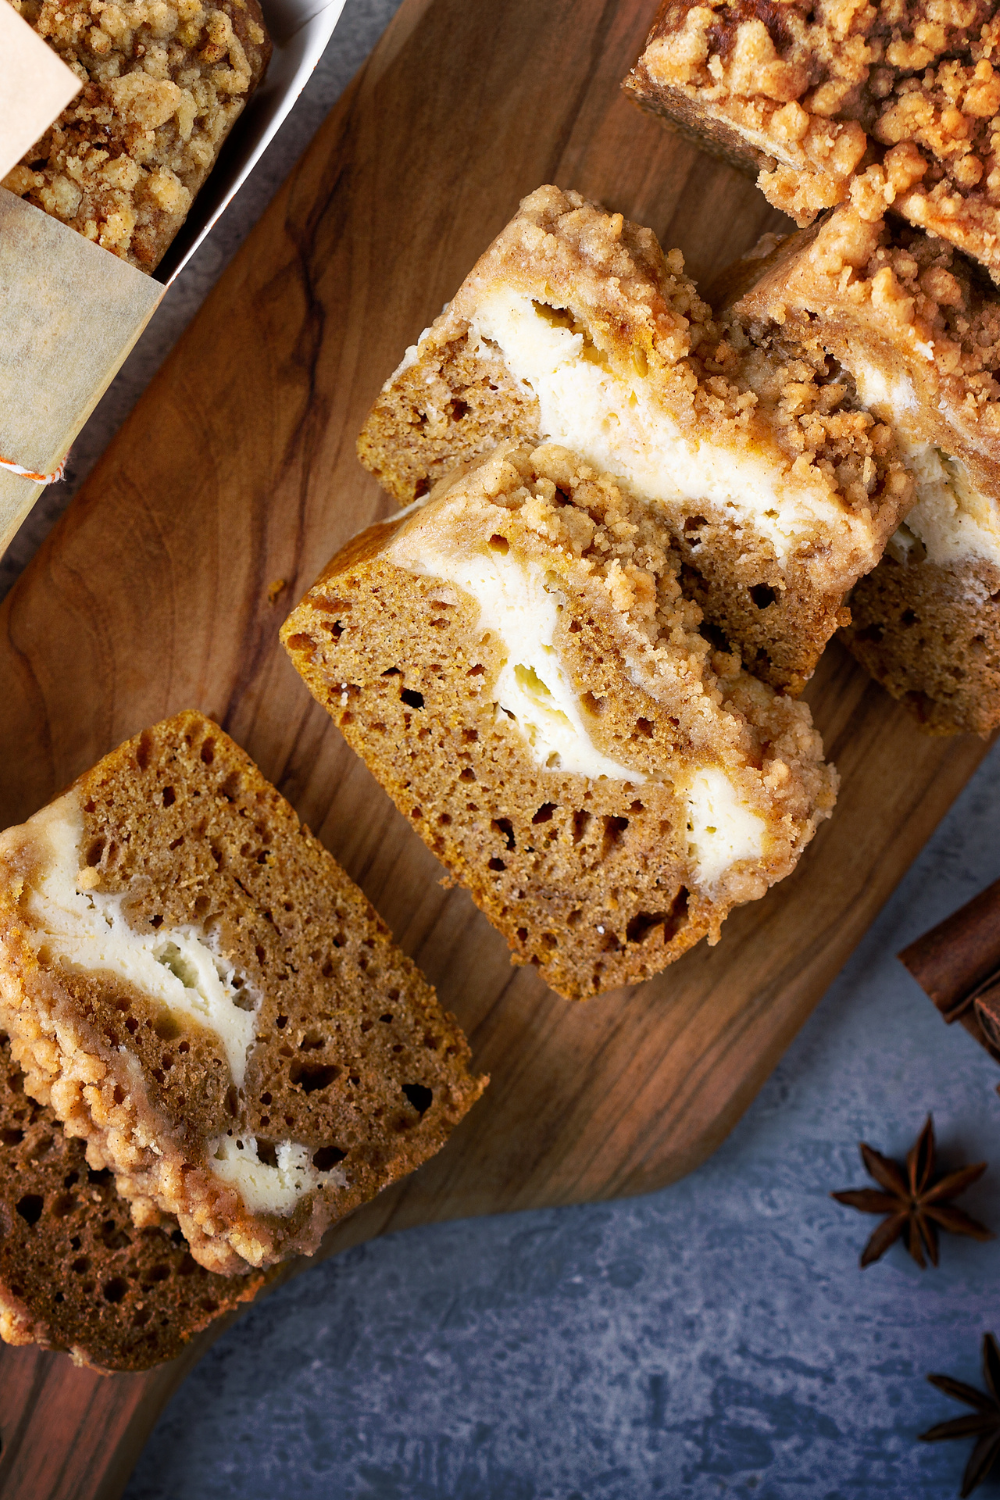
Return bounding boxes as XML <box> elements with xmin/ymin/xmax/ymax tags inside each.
<box><xmin>899</xmin><ymin>879</ymin><xmax>1000</xmax><ymax>1064</ymax></box>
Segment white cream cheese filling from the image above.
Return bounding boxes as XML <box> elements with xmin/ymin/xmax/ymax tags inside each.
<box><xmin>465</xmin><ymin>287</ymin><xmax>855</xmax><ymax>561</ymax></box>
<box><xmin>851</xmin><ymin>358</ymin><xmax>1000</xmax><ymax>568</ymax></box>
<box><xmin>685</xmin><ymin>766</ymin><xmax>767</xmax><ymax>889</ymax></box>
<box><xmin>389</xmin><ymin>523</ymin><xmax>642</xmax><ymax>781</ymax></box>
<box><xmin>389</xmin><ymin>509</ymin><xmax>770</xmax><ymax>889</ymax></box>
<box><xmin>207</xmin><ymin>1135</ymin><xmax>347</xmax><ymax>1216</ymax></box>
<box><xmin>20</xmin><ymin>795</ymin><xmax>259</xmax><ymax>1088</ymax></box>
<box><xmin>901</xmin><ymin>446</ymin><xmax>1000</xmax><ymax>568</ymax></box>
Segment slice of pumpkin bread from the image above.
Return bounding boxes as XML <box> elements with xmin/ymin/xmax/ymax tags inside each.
<box><xmin>0</xmin><ymin>711</ymin><xmax>486</xmax><ymax>1275</ymax></box>
<box><xmin>282</xmin><ymin>443</ymin><xmax>838</xmax><ymax>1001</ymax></box>
<box><xmin>718</xmin><ymin>204</ymin><xmax>1000</xmax><ymax>735</ymax></box>
<box><xmin>357</xmin><ymin>184</ymin><xmax>912</xmax><ymax>694</ymax></box>
<box><xmin>0</xmin><ymin>1030</ymin><xmax>267</xmax><ymax>1372</ymax></box>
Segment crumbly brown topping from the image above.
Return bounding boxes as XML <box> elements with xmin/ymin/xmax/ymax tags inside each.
<box><xmin>485</xmin><ymin>185</ymin><xmax>717</xmax><ymax>365</ymax></box>
<box><xmin>2</xmin><ymin>0</ymin><xmax>270</xmax><ymax>270</ymax></box>
<box><xmin>727</xmin><ymin>204</ymin><xmax>1000</xmax><ymax>437</ymax></box>
<box><xmin>827</xmin><ymin>208</ymin><xmax>1000</xmax><ymax>406</ymax></box>
<box><xmin>448</xmin><ymin>187</ymin><xmax>899</xmax><ymax>506</ymax></box>
<box><xmin>453</xmin><ymin>443</ymin><xmax>711</xmax><ymax>655</ymax></box>
<box><xmin>627</xmin><ymin>0</ymin><xmax>1000</xmax><ymax>261</ymax></box>
<box><xmin>0</xmin><ymin>1032</ymin><xmax>266</xmax><ymax>1371</ymax></box>
<box><xmin>359</xmin><ymin>185</ymin><xmax>913</xmax><ymax>692</ymax></box>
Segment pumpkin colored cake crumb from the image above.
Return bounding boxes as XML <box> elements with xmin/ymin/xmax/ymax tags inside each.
<box><xmin>357</xmin><ymin>185</ymin><xmax>912</xmax><ymax>693</ymax></box>
<box><xmin>283</xmin><ymin>442</ymin><xmax>838</xmax><ymax>1000</ymax></box>
<box><xmin>0</xmin><ymin>1031</ymin><xmax>269</xmax><ymax>1371</ymax></box>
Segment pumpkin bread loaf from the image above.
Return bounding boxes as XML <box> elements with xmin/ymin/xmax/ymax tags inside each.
<box><xmin>3</xmin><ymin>0</ymin><xmax>271</xmax><ymax>272</ymax></box>
<box><xmin>718</xmin><ymin>203</ymin><xmax>1000</xmax><ymax>735</ymax></box>
<box><xmin>357</xmin><ymin>185</ymin><xmax>912</xmax><ymax>694</ymax></box>
<box><xmin>0</xmin><ymin>1030</ymin><xmax>268</xmax><ymax>1371</ymax></box>
<box><xmin>282</xmin><ymin>442</ymin><xmax>838</xmax><ymax>1001</ymax></box>
<box><xmin>0</xmin><ymin>711</ymin><xmax>486</xmax><ymax>1276</ymax></box>
<box><xmin>624</xmin><ymin>0</ymin><xmax>1000</xmax><ymax>283</ymax></box>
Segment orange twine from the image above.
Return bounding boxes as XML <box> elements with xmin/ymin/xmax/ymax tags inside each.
<box><xmin>0</xmin><ymin>453</ymin><xmax>67</xmax><ymax>484</ymax></box>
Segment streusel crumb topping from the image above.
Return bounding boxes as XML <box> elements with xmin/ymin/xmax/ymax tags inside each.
<box><xmin>629</xmin><ymin>0</ymin><xmax>1000</xmax><ymax>263</ymax></box>
<box><xmin>2</xmin><ymin>0</ymin><xmax>270</xmax><ymax>270</ymax></box>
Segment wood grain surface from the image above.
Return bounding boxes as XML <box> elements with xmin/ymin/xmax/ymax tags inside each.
<box><xmin>0</xmin><ymin>0</ymin><xmax>993</xmax><ymax>1493</ymax></box>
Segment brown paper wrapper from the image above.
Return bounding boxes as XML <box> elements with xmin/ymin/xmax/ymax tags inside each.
<box><xmin>899</xmin><ymin>881</ymin><xmax>1000</xmax><ymax>1064</ymax></box>
<box><xmin>0</xmin><ymin>189</ymin><xmax>163</xmax><ymax>556</ymax></box>
<box><xmin>0</xmin><ymin>4</ymin><xmax>80</xmax><ymax>181</ymax></box>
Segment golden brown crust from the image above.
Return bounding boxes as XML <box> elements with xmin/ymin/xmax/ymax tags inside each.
<box><xmin>625</xmin><ymin>0</ymin><xmax>1000</xmax><ymax>279</ymax></box>
<box><xmin>0</xmin><ymin>1030</ymin><xmax>268</xmax><ymax>1371</ymax></box>
<box><xmin>357</xmin><ymin>184</ymin><xmax>913</xmax><ymax>693</ymax></box>
<box><xmin>283</xmin><ymin>443</ymin><xmax>838</xmax><ymax>1000</ymax></box>
<box><xmin>3</xmin><ymin>0</ymin><xmax>271</xmax><ymax>272</ymax></box>
<box><xmin>0</xmin><ymin>711</ymin><xmax>486</xmax><ymax>1273</ymax></box>
<box><xmin>624</xmin><ymin>68</ymin><xmax>783</xmax><ymax>183</ymax></box>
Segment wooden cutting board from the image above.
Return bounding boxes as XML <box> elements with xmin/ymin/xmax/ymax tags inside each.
<box><xmin>0</xmin><ymin>0</ymin><xmax>992</xmax><ymax>1493</ymax></box>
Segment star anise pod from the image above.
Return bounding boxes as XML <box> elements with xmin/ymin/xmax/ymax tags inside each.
<box><xmin>831</xmin><ymin>1115</ymin><xmax>992</xmax><ymax>1268</ymax></box>
<box><xmin>921</xmin><ymin>1334</ymin><xmax>1000</xmax><ymax>1496</ymax></box>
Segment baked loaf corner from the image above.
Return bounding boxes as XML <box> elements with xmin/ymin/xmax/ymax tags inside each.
<box><xmin>357</xmin><ymin>183</ymin><xmax>912</xmax><ymax>695</ymax></box>
<box><xmin>283</xmin><ymin>442</ymin><xmax>839</xmax><ymax>1000</ymax></box>
<box><xmin>0</xmin><ymin>710</ymin><xmax>487</xmax><ymax>1275</ymax></box>
<box><xmin>624</xmin><ymin>0</ymin><xmax>1000</xmax><ymax>283</ymax></box>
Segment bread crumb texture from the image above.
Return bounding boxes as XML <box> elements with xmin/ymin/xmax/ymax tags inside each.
<box><xmin>731</xmin><ymin>204</ymin><xmax>1000</xmax><ymax>420</ymax></box>
<box><xmin>358</xmin><ymin>184</ymin><xmax>912</xmax><ymax>693</ymax></box>
<box><xmin>723</xmin><ymin>205</ymin><xmax>1000</xmax><ymax>733</ymax></box>
<box><xmin>283</xmin><ymin>442</ymin><xmax>838</xmax><ymax>1001</ymax></box>
<box><xmin>3</xmin><ymin>0</ymin><xmax>271</xmax><ymax>270</ymax></box>
<box><xmin>626</xmin><ymin>0</ymin><xmax>1000</xmax><ymax>278</ymax></box>
<box><xmin>0</xmin><ymin>1031</ymin><xmax>267</xmax><ymax>1371</ymax></box>
<box><xmin>0</xmin><ymin>711</ymin><xmax>486</xmax><ymax>1275</ymax></box>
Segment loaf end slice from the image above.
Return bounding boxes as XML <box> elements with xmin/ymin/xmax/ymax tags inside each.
<box><xmin>283</xmin><ymin>443</ymin><xmax>839</xmax><ymax>1000</ymax></box>
<box><xmin>0</xmin><ymin>711</ymin><xmax>487</xmax><ymax>1275</ymax></box>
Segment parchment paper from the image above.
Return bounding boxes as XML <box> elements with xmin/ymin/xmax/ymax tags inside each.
<box><xmin>0</xmin><ymin>190</ymin><xmax>163</xmax><ymax>556</ymax></box>
<box><xmin>0</xmin><ymin>3</ymin><xmax>80</xmax><ymax>181</ymax></box>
